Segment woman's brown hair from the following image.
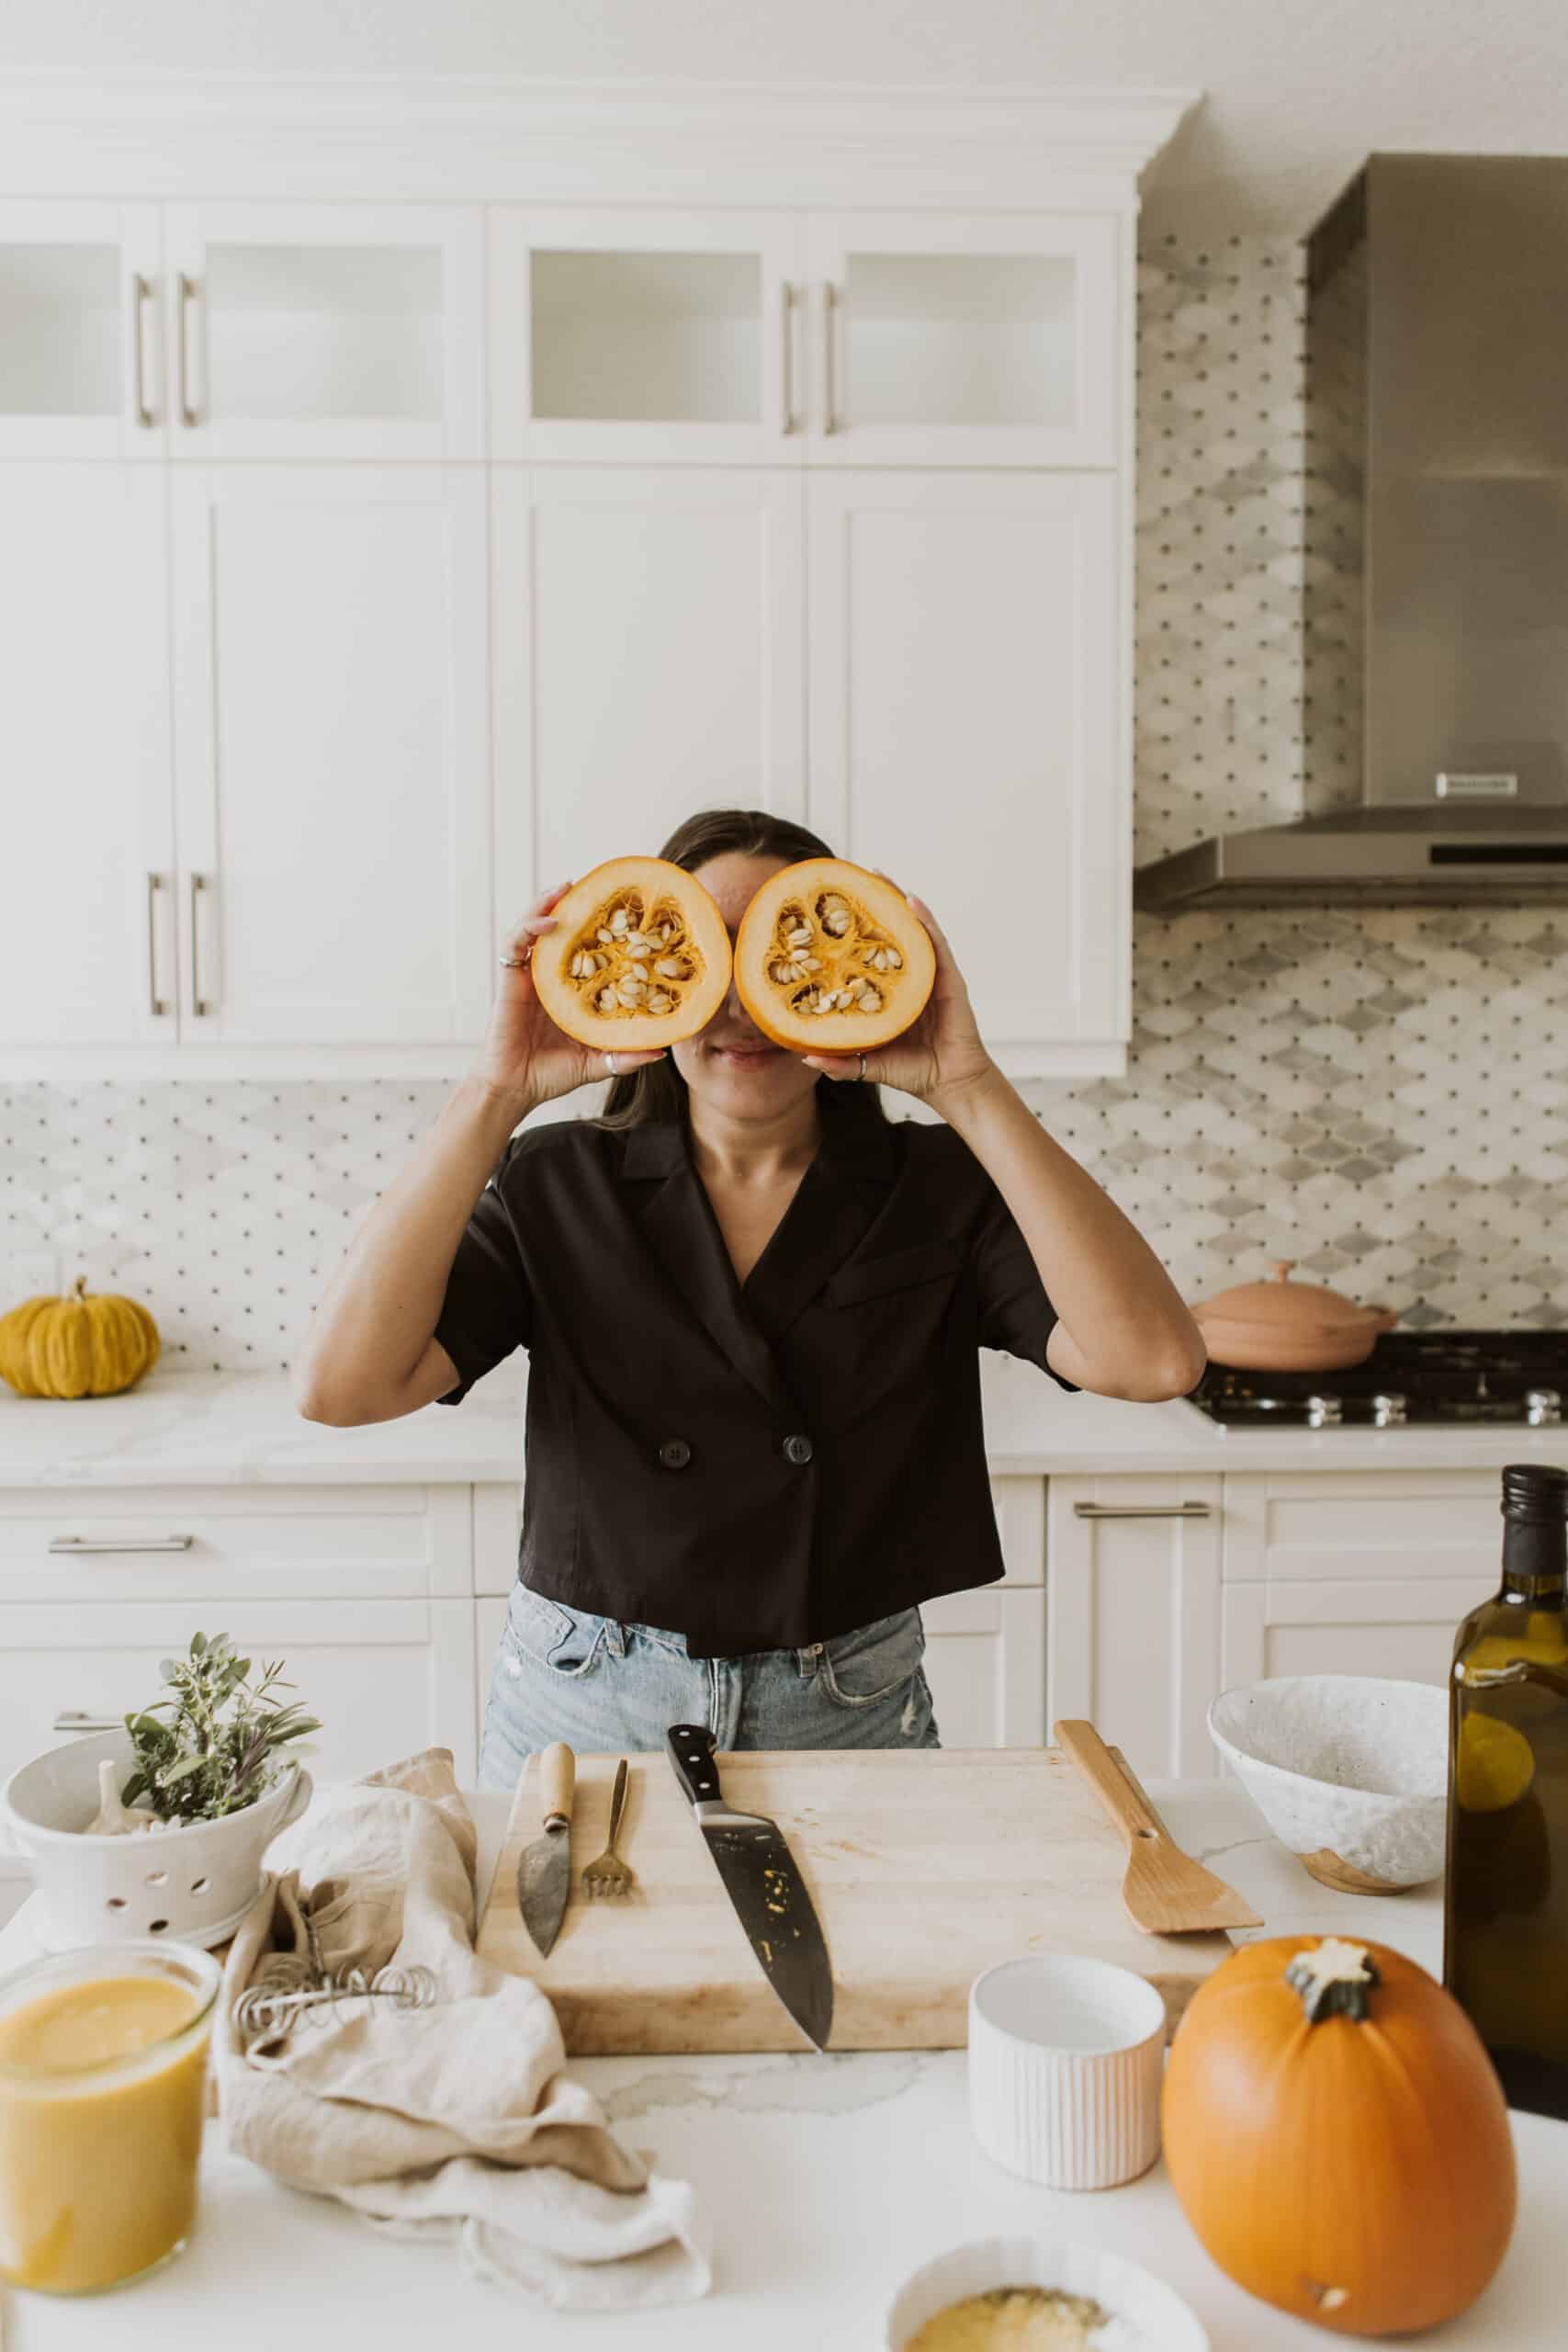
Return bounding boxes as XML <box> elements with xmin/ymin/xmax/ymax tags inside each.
<box><xmin>597</xmin><ymin>808</ymin><xmax>889</xmax><ymax>1133</ymax></box>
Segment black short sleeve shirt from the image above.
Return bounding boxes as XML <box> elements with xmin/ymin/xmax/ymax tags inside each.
<box><xmin>434</xmin><ymin>1107</ymin><xmax>1077</xmax><ymax>1656</ymax></box>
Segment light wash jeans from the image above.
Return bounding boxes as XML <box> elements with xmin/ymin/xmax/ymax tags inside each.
<box><xmin>477</xmin><ymin>1579</ymin><xmax>941</xmax><ymax>1793</ymax></box>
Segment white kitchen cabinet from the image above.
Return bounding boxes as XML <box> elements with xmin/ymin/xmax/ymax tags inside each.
<box><xmin>1219</xmin><ymin>1469</ymin><xmax>1497</xmax><ymax>1688</ymax></box>
<box><xmin>0</xmin><ymin>200</ymin><xmax>164</xmax><ymax>459</ymax></box>
<box><xmin>161</xmin><ymin>202</ymin><xmax>483</xmax><ymax>461</ymax></box>
<box><xmin>489</xmin><ymin>209</ymin><xmax>807</xmax><ymax>467</ymax></box>
<box><xmin>491</xmin><ymin>465</ymin><xmax>807</xmax><ymax>914</ymax></box>
<box><xmin>808</xmin><ymin>469</ymin><xmax>1124</xmax><ymax>1073</ymax></box>
<box><xmin>804</xmin><ymin>210</ymin><xmax>1121</xmax><ymax>468</ymax></box>
<box><xmin>1046</xmin><ymin>1476</ymin><xmax>1224</xmax><ymax>1779</ymax></box>
<box><xmin>0</xmin><ymin>465</ymin><xmax>174</xmax><ymax>1050</ymax></box>
<box><xmin>168</xmin><ymin>466</ymin><xmax>491</xmax><ymax>1046</ymax></box>
<box><xmin>0</xmin><ymin>1598</ymin><xmax>476</xmax><ymax>1800</ymax></box>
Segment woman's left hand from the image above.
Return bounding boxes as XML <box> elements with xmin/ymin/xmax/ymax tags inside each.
<box><xmin>802</xmin><ymin>882</ymin><xmax>996</xmax><ymax>1108</ymax></box>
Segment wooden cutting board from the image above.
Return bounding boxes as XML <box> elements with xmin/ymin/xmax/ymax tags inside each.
<box><xmin>475</xmin><ymin>1747</ymin><xmax>1234</xmax><ymax>2053</ymax></box>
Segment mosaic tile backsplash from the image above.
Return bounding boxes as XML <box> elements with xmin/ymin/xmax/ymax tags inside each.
<box><xmin>4</xmin><ymin>234</ymin><xmax>1565</xmax><ymax>1370</ymax></box>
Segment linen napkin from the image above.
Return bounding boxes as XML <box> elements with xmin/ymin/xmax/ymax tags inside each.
<box><xmin>214</xmin><ymin>1747</ymin><xmax>711</xmax><ymax>2311</ymax></box>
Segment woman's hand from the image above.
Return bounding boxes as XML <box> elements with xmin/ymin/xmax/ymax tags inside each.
<box><xmin>802</xmin><ymin>882</ymin><xmax>997</xmax><ymax>1110</ymax></box>
<box><xmin>468</xmin><ymin>883</ymin><xmax>668</xmax><ymax>1112</ymax></box>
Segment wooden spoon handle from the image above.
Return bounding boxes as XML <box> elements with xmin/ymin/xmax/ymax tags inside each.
<box><xmin>1055</xmin><ymin>1719</ymin><xmax>1165</xmax><ymax>1849</ymax></box>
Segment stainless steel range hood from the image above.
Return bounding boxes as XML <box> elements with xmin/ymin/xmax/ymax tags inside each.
<box><xmin>1135</xmin><ymin>156</ymin><xmax>1568</xmax><ymax>913</ymax></box>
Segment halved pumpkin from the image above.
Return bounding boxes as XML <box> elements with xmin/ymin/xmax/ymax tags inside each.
<box><xmin>734</xmin><ymin>860</ymin><xmax>935</xmax><ymax>1054</ymax></box>
<box><xmin>529</xmin><ymin>857</ymin><xmax>732</xmax><ymax>1048</ymax></box>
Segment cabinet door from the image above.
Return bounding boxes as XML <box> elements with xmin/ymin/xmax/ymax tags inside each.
<box><xmin>923</xmin><ymin>1587</ymin><xmax>1045</xmax><ymax>1748</ymax></box>
<box><xmin>1222</xmin><ymin>1581</ymin><xmax>1474</xmax><ymax>1689</ymax></box>
<box><xmin>0</xmin><ymin>201</ymin><xmax>164</xmax><ymax>459</ymax></box>
<box><xmin>1047</xmin><ymin>1477</ymin><xmax>1224</xmax><ymax>1780</ymax></box>
<box><xmin>808</xmin><ymin>470</ymin><xmax>1124</xmax><ymax>1070</ymax></box>
<box><xmin>490</xmin><ymin>209</ymin><xmax>807</xmax><ymax>465</ymax></box>
<box><xmin>0</xmin><ymin>1598</ymin><xmax>477</xmax><ymax>1799</ymax></box>
<box><xmin>169</xmin><ymin>467</ymin><xmax>491</xmax><ymax>1046</ymax></box>
<box><xmin>805</xmin><ymin>210</ymin><xmax>1121</xmax><ymax>468</ymax></box>
<box><xmin>492</xmin><ymin>466</ymin><xmax>806</xmax><ymax>922</ymax></box>
<box><xmin>0</xmin><ymin>466</ymin><xmax>175</xmax><ymax>1050</ymax></box>
<box><xmin>163</xmin><ymin>202</ymin><xmax>483</xmax><ymax>461</ymax></box>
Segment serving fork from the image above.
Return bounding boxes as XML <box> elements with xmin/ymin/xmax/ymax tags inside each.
<box><xmin>581</xmin><ymin>1757</ymin><xmax>636</xmax><ymax>1899</ymax></box>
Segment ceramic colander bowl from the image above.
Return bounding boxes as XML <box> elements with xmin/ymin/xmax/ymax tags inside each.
<box><xmin>1208</xmin><ymin>1674</ymin><xmax>1447</xmax><ymax>1893</ymax></box>
<box><xmin>2</xmin><ymin>1727</ymin><xmax>310</xmax><ymax>1951</ymax></box>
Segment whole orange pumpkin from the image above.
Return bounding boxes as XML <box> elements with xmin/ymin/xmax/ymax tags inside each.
<box><xmin>1162</xmin><ymin>1935</ymin><xmax>1515</xmax><ymax>2336</ymax></box>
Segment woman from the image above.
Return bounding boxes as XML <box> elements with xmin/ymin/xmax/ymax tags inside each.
<box><xmin>293</xmin><ymin>810</ymin><xmax>1204</xmax><ymax>1790</ymax></box>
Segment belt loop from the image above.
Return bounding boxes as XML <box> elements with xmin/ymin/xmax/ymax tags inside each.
<box><xmin>797</xmin><ymin>1641</ymin><xmax>823</xmax><ymax>1679</ymax></box>
<box><xmin>605</xmin><ymin>1618</ymin><xmax>627</xmax><ymax>1661</ymax></box>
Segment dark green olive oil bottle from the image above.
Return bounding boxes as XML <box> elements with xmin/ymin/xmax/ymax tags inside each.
<box><xmin>1444</xmin><ymin>1461</ymin><xmax>1568</xmax><ymax>2118</ymax></box>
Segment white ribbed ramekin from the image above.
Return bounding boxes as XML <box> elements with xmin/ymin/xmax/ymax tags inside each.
<box><xmin>967</xmin><ymin>1955</ymin><xmax>1166</xmax><ymax>2190</ymax></box>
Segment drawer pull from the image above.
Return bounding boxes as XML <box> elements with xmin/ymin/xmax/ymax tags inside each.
<box><xmin>1072</xmin><ymin>1501</ymin><xmax>1213</xmax><ymax>1521</ymax></box>
<box><xmin>52</xmin><ymin>1712</ymin><xmax>125</xmax><ymax>1734</ymax></box>
<box><xmin>48</xmin><ymin>1534</ymin><xmax>197</xmax><ymax>1555</ymax></box>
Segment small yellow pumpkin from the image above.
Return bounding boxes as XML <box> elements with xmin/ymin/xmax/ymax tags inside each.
<box><xmin>0</xmin><ymin>1278</ymin><xmax>161</xmax><ymax>1399</ymax></box>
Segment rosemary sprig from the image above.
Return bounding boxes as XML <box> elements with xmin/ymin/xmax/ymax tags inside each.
<box><xmin>121</xmin><ymin>1630</ymin><xmax>320</xmax><ymax>1825</ymax></box>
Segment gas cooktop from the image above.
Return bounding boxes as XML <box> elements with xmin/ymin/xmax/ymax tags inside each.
<box><xmin>1190</xmin><ymin>1329</ymin><xmax>1568</xmax><ymax>1429</ymax></box>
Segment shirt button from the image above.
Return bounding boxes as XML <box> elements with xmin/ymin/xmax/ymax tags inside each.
<box><xmin>658</xmin><ymin>1438</ymin><xmax>693</xmax><ymax>1471</ymax></box>
<box><xmin>783</xmin><ymin>1433</ymin><xmax>815</xmax><ymax>1467</ymax></box>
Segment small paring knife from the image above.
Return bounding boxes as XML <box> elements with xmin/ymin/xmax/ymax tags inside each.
<box><xmin>1055</xmin><ymin>1718</ymin><xmax>1263</xmax><ymax>1936</ymax></box>
<box><xmin>516</xmin><ymin>1742</ymin><xmax>575</xmax><ymax>1959</ymax></box>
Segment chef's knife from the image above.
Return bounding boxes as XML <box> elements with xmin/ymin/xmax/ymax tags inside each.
<box><xmin>665</xmin><ymin>1724</ymin><xmax>834</xmax><ymax>2051</ymax></box>
<box><xmin>516</xmin><ymin>1741</ymin><xmax>575</xmax><ymax>1959</ymax></box>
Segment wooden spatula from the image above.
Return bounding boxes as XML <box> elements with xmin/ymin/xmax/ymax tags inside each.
<box><xmin>1055</xmin><ymin>1719</ymin><xmax>1263</xmax><ymax>1936</ymax></box>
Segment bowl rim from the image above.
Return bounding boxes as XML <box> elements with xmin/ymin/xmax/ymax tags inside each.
<box><xmin>1207</xmin><ymin>1673</ymin><xmax>1447</xmax><ymax>1804</ymax></box>
<box><xmin>883</xmin><ymin>2232</ymin><xmax>1209</xmax><ymax>2352</ymax></box>
<box><xmin>1</xmin><ymin>1727</ymin><xmax>305</xmax><ymax>1849</ymax></box>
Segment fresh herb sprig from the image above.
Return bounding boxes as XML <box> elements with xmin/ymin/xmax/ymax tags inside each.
<box><xmin>121</xmin><ymin>1631</ymin><xmax>320</xmax><ymax>1825</ymax></box>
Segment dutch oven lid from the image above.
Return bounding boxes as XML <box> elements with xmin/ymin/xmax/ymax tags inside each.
<box><xmin>1192</xmin><ymin>1259</ymin><xmax>1387</xmax><ymax>1334</ymax></box>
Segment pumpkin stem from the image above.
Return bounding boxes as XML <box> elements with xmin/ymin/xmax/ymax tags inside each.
<box><xmin>72</xmin><ymin>1275</ymin><xmax>88</xmax><ymax>1302</ymax></box>
<box><xmin>1285</xmin><ymin>1938</ymin><xmax>1380</xmax><ymax>2023</ymax></box>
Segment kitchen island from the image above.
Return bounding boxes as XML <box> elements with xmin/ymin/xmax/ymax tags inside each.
<box><xmin>3</xmin><ymin>1778</ymin><xmax>1566</xmax><ymax>2350</ymax></box>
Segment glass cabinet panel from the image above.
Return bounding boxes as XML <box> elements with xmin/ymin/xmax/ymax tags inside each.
<box><xmin>0</xmin><ymin>245</ymin><xmax>120</xmax><ymax>419</ymax></box>
<box><xmin>531</xmin><ymin>250</ymin><xmax>762</xmax><ymax>425</ymax></box>
<box><xmin>202</xmin><ymin>243</ymin><xmax>445</xmax><ymax>424</ymax></box>
<box><xmin>842</xmin><ymin>252</ymin><xmax>1077</xmax><ymax>431</ymax></box>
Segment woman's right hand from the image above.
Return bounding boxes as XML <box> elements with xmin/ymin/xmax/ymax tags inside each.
<box><xmin>467</xmin><ymin>884</ymin><xmax>669</xmax><ymax>1112</ymax></box>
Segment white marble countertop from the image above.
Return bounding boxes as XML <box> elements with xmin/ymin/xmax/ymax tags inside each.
<box><xmin>3</xmin><ymin>1781</ymin><xmax>1565</xmax><ymax>2350</ymax></box>
<box><xmin>4</xmin><ymin>1361</ymin><xmax>1567</xmax><ymax>1487</ymax></box>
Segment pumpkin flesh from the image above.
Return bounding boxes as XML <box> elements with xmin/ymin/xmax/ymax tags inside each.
<box><xmin>528</xmin><ymin>857</ymin><xmax>732</xmax><ymax>1050</ymax></box>
<box><xmin>733</xmin><ymin>859</ymin><xmax>935</xmax><ymax>1055</ymax></box>
<box><xmin>1161</xmin><ymin>1936</ymin><xmax>1515</xmax><ymax>2336</ymax></box>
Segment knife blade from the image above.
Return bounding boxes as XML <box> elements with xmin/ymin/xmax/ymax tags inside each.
<box><xmin>666</xmin><ymin>1724</ymin><xmax>834</xmax><ymax>2051</ymax></box>
<box><xmin>516</xmin><ymin>1741</ymin><xmax>575</xmax><ymax>1959</ymax></box>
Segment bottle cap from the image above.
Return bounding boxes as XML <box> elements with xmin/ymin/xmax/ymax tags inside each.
<box><xmin>1501</xmin><ymin>1462</ymin><xmax>1568</xmax><ymax>1521</ymax></box>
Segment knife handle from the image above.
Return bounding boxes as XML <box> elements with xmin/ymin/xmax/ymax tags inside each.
<box><xmin>538</xmin><ymin>1741</ymin><xmax>575</xmax><ymax>1831</ymax></box>
<box><xmin>667</xmin><ymin>1722</ymin><xmax>721</xmax><ymax>1806</ymax></box>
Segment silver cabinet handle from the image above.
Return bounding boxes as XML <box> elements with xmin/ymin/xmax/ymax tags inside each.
<box><xmin>780</xmin><ymin>281</ymin><xmax>797</xmax><ymax>435</ymax></box>
<box><xmin>177</xmin><ymin>272</ymin><xmax>201</xmax><ymax>427</ymax></box>
<box><xmin>132</xmin><ymin>272</ymin><xmax>159</xmax><ymax>427</ymax></box>
<box><xmin>146</xmin><ymin>871</ymin><xmax>169</xmax><ymax>1016</ymax></box>
<box><xmin>52</xmin><ymin>1711</ymin><xmax>126</xmax><ymax>1734</ymax></box>
<box><xmin>188</xmin><ymin>871</ymin><xmax>212</xmax><ymax>1015</ymax></box>
<box><xmin>819</xmin><ymin>281</ymin><xmax>838</xmax><ymax>435</ymax></box>
<box><xmin>49</xmin><ymin>1534</ymin><xmax>196</xmax><ymax>1555</ymax></box>
<box><xmin>1072</xmin><ymin>1501</ymin><xmax>1213</xmax><ymax>1521</ymax></box>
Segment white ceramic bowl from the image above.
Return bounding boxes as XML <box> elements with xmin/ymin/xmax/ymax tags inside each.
<box><xmin>1208</xmin><ymin>1674</ymin><xmax>1447</xmax><ymax>1892</ymax></box>
<box><xmin>968</xmin><ymin>1956</ymin><xmax>1166</xmax><ymax>2190</ymax></box>
<box><xmin>886</xmin><ymin>2234</ymin><xmax>1209</xmax><ymax>2352</ymax></box>
<box><xmin>2</xmin><ymin>1727</ymin><xmax>310</xmax><ymax>1951</ymax></box>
